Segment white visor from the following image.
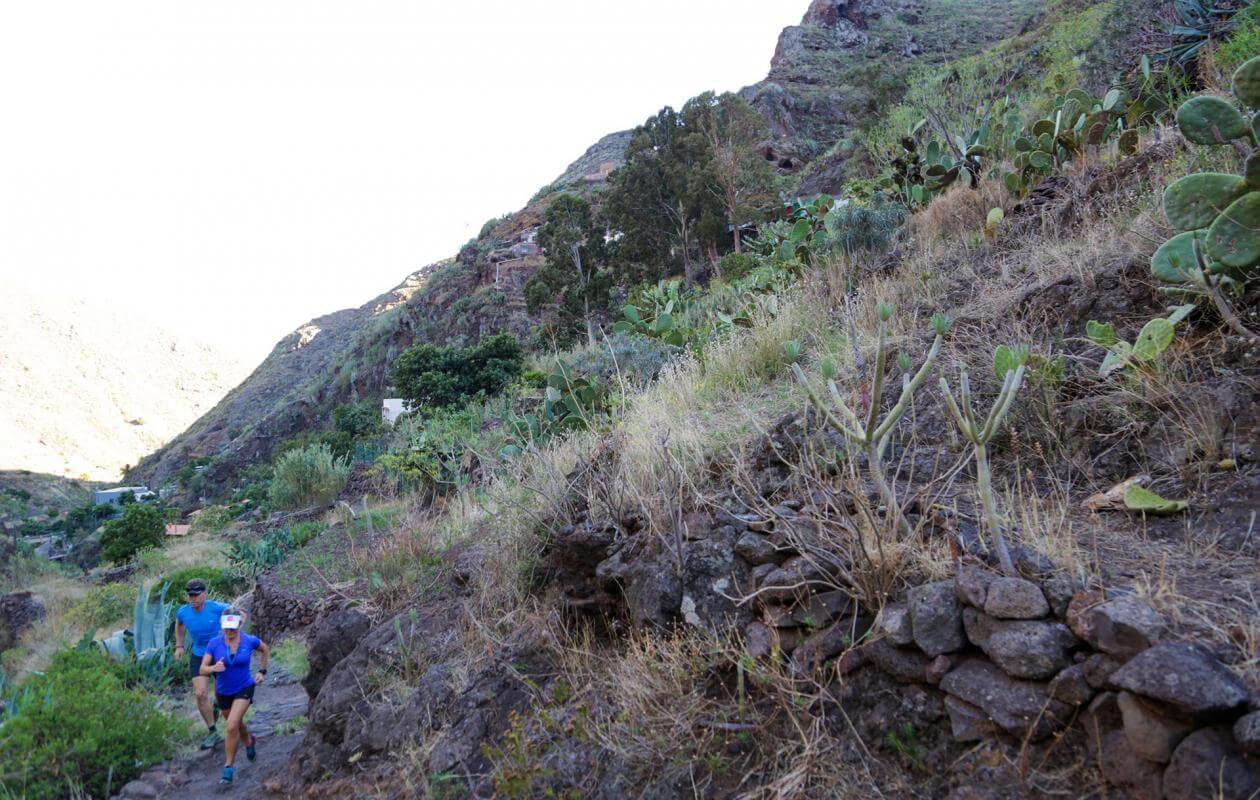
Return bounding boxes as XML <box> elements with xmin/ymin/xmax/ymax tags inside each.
<box><xmin>221</xmin><ymin>615</ymin><xmax>243</xmax><ymax>630</ymax></box>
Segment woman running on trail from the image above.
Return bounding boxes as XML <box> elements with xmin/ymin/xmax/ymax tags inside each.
<box><xmin>200</xmin><ymin>608</ymin><xmax>270</xmax><ymax>785</ymax></box>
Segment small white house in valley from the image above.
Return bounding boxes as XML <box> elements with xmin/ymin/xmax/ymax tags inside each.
<box><xmin>93</xmin><ymin>486</ymin><xmax>156</xmax><ymax>506</ymax></box>
<box><xmin>381</xmin><ymin>398</ymin><xmax>409</xmax><ymax>426</ymax></box>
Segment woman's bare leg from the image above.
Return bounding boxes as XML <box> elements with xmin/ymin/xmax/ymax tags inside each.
<box><xmin>224</xmin><ymin>699</ymin><xmax>250</xmax><ymax>767</ymax></box>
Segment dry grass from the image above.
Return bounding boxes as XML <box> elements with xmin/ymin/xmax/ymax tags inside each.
<box><xmin>908</xmin><ymin>178</ymin><xmax>1008</xmax><ymax>245</ymax></box>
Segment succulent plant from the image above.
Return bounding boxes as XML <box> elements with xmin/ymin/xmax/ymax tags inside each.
<box><xmin>1004</xmin><ymin>87</ymin><xmax>1140</xmax><ymax>196</ymax></box>
<box><xmin>939</xmin><ymin>348</ymin><xmax>1028</xmax><ymax>575</ymax></box>
<box><xmin>1086</xmin><ymin>305</ymin><xmax>1194</xmax><ymax>377</ymax></box>
<box><xmin>1149</xmin><ymin>56</ymin><xmax>1260</xmax><ymax>342</ymax></box>
<box><xmin>793</xmin><ymin>308</ymin><xmax>948</xmax><ymax>539</ymax></box>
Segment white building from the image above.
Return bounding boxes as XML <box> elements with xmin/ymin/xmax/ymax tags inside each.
<box><xmin>381</xmin><ymin>398</ymin><xmax>410</xmax><ymax>426</ymax></box>
<box><xmin>93</xmin><ymin>486</ymin><xmax>156</xmax><ymax>506</ymax></box>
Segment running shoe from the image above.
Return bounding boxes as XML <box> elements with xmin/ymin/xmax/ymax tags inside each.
<box><xmin>246</xmin><ymin>734</ymin><xmax>257</xmax><ymax>762</ymax></box>
<box><xmin>200</xmin><ymin>730</ymin><xmax>222</xmax><ymax>750</ymax></box>
<box><xmin>221</xmin><ymin>766</ymin><xmax>234</xmax><ymax>785</ymax></box>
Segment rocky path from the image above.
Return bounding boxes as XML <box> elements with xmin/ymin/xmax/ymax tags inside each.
<box><xmin>115</xmin><ymin>667</ymin><xmax>307</xmax><ymax>799</ymax></box>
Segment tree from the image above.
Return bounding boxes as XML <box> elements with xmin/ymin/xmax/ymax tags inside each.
<box><xmin>688</xmin><ymin>92</ymin><xmax>781</xmax><ymax>254</ymax></box>
<box><xmin>391</xmin><ymin>333</ymin><xmax>523</xmax><ymax>409</ymax></box>
<box><xmin>525</xmin><ymin>194</ymin><xmax>610</xmax><ymax>346</ymax></box>
<box><xmin>603</xmin><ymin>104</ymin><xmax>726</xmax><ymax>286</ymax></box>
<box><xmin>100</xmin><ymin>503</ymin><xmax>165</xmax><ymax>563</ymax></box>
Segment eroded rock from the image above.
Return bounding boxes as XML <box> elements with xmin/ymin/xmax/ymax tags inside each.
<box><xmin>983</xmin><ymin>577</ymin><xmax>1049</xmax><ymax>620</ymax></box>
<box><xmin>1087</xmin><ymin>595</ymin><xmax>1166</xmax><ymax>658</ymax></box>
<box><xmin>939</xmin><ymin>658</ymin><xmax>1069</xmax><ymax>740</ymax></box>
<box><xmin>1109</xmin><ymin>642</ymin><xmax>1249</xmax><ymax>719</ymax></box>
<box><xmin>1162</xmin><ymin>726</ymin><xmax>1260</xmax><ymax>800</ymax></box>
<box><xmin>1235</xmin><ymin>711</ymin><xmax>1260</xmax><ymax>757</ymax></box>
<box><xmin>909</xmin><ymin>581</ymin><xmax>965</xmax><ymax>656</ymax></box>
<box><xmin>1117</xmin><ymin>691</ymin><xmax>1195</xmax><ymax>763</ymax></box>
<box><xmin>1048</xmin><ymin>663</ymin><xmax>1094</xmax><ymax>706</ymax></box>
<box><xmin>876</xmin><ymin>602</ymin><xmax>914</xmax><ymax>646</ymax></box>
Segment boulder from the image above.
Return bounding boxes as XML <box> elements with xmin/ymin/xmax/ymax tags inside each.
<box><xmin>734</xmin><ymin>532</ymin><xmax>781</xmax><ymax>566</ymax></box>
<box><xmin>1162</xmin><ymin>726</ymin><xmax>1260</xmax><ymax>800</ymax></box>
<box><xmin>1117</xmin><ymin>691</ymin><xmax>1195</xmax><ymax>763</ymax></box>
<box><xmin>791</xmin><ymin>621</ymin><xmax>853</xmax><ymax>673</ymax></box>
<box><xmin>939</xmin><ymin>658</ymin><xmax>1069</xmax><ymax>740</ymax></box>
<box><xmin>977</xmin><ymin>619</ymin><xmax>1078</xmax><ymax>680</ymax></box>
<box><xmin>0</xmin><ymin>591</ymin><xmax>44</xmax><ymax>652</ymax></box>
<box><xmin>944</xmin><ymin>694</ymin><xmax>997</xmax><ymax>742</ymax></box>
<box><xmin>1109</xmin><ymin>642</ymin><xmax>1249</xmax><ymax>719</ymax></box>
<box><xmin>908</xmin><ymin>581</ymin><xmax>965</xmax><ymax>656</ymax></box>
<box><xmin>955</xmin><ymin>563</ymin><xmax>994</xmax><ymax>608</ymax></box>
<box><xmin>1041</xmin><ymin>575</ymin><xmax>1077</xmax><ymax>618</ymax></box>
<box><xmin>302</xmin><ymin>608</ymin><xmax>372</xmax><ymax>698</ymax></box>
<box><xmin>745</xmin><ymin>621</ymin><xmax>774</xmax><ymax>660</ymax></box>
<box><xmin>925</xmin><ymin>654</ymin><xmax>955</xmax><ymax>685</ymax></box>
<box><xmin>1086</xmin><ymin>595</ymin><xmax>1166</xmax><ymax>658</ymax></box>
<box><xmin>1096</xmin><ymin>728</ymin><xmax>1164</xmax><ymax>800</ymax></box>
<box><xmin>876</xmin><ymin>602</ymin><xmax>914</xmax><ymax>646</ymax></box>
<box><xmin>1065</xmin><ymin>589</ymin><xmax>1105</xmax><ymax>643</ymax></box>
<box><xmin>792</xmin><ymin>590</ymin><xmax>852</xmax><ymax>627</ymax></box>
<box><xmin>863</xmin><ymin>638</ymin><xmax>932</xmax><ymax>683</ymax></box>
<box><xmin>1235</xmin><ymin>711</ymin><xmax>1260</xmax><ymax>757</ymax></box>
<box><xmin>1082</xmin><ymin>652</ymin><xmax>1123</xmax><ymax>689</ymax></box>
<box><xmin>1047</xmin><ymin>663</ymin><xmax>1094</xmax><ymax>706</ymax></box>
<box><xmin>962</xmin><ymin>607</ymin><xmax>999</xmax><ymax>648</ymax></box>
<box><xmin>983</xmin><ymin>577</ymin><xmax>1049</xmax><ymax>619</ymax></box>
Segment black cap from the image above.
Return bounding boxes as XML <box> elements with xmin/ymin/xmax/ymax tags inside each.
<box><xmin>185</xmin><ymin>579</ymin><xmax>207</xmax><ymax>593</ymax></box>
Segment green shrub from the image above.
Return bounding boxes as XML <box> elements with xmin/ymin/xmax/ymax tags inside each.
<box><xmin>717</xmin><ymin>252</ymin><xmax>758</xmax><ymax>280</ymax></box>
<box><xmin>0</xmin><ymin>648</ymin><xmax>187</xmax><ymax>799</ymax></box>
<box><xmin>1216</xmin><ymin>4</ymin><xmax>1260</xmax><ymax>76</ymax></box>
<box><xmin>188</xmin><ymin>504</ymin><xmax>232</xmax><ymax>534</ymax></box>
<box><xmin>100</xmin><ymin>504</ymin><xmax>165</xmax><ymax>564</ymax></box>
<box><xmin>289</xmin><ymin>520</ymin><xmax>326</xmax><ymax>548</ymax></box>
<box><xmin>333</xmin><ymin>400</ymin><xmax>384</xmax><ymax>439</ymax></box>
<box><xmin>155</xmin><ymin>566</ymin><xmax>242</xmax><ymax>601</ymax></box>
<box><xmin>270</xmin><ymin>638</ymin><xmax>310</xmax><ymax>680</ymax></box>
<box><xmin>268</xmin><ymin>443</ymin><xmax>349</xmax><ymax>510</ymax></box>
<box><xmin>66</xmin><ymin>583</ymin><xmax>136</xmax><ymax>629</ymax></box>
<box><xmin>391</xmin><ymin>333</ymin><xmax>523</xmax><ymax>408</ymax></box>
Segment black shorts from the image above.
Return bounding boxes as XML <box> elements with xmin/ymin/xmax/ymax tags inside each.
<box><xmin>216</xmin><ymin>684</ymin><xmax>255</xmax><ymax>711</ymax></box>
<box><xmin>189</xmin><ymin>652</ymin><xmax>203</xmax><ymax>679</ymax></box>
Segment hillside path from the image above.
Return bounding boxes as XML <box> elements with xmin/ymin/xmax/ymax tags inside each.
<box><xmin>114</xmin><ymin>668</ymin><xmax>307</xmax><ymax>800</ymax></box>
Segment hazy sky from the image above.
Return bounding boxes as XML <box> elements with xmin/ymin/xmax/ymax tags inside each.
<box><xmin>1</xmin><ymin>2</ymin><xmax>806</xmax><ymax>363</ymax></box>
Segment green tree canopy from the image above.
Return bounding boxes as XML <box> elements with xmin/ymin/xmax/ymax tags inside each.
<box><xmin>100</xmin><ymin>503</ymin><xmax>165</xmax><ymax>564</ymax></box>
<box><xmin>391</xmin><ymin>332</ymin><xmax>523</xmax><ymax>409</ymax></box>
<box><xmin>525</xmin><ymin>193</ymin><xmax>612</xmax><ymax>346</ymax></box>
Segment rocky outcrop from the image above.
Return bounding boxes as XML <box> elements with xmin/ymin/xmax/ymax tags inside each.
<box><xmin>0</xmin><ymin>591</ymin><xmax>44</xmax><ymax>652</ymax></box>
<box><xmin>250</xmin><ymin>576</ymin><xmax>321</xmax><ymax>643</ymax></box>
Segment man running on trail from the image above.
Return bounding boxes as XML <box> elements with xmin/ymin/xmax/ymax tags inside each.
<box><xmin>201</xmin><ymin>608</ymin><xmax>270</xmax><ymax>786</ymax></box>
<box><xmin>173</xmin><ymin>578</ymin><xmax>229</xmax><ymax>749</ymax></box>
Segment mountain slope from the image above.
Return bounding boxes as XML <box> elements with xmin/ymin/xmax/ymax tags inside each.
<box><xmin>132</xmin><ymin>0</ymin><xmax>1047</xmax><ymax>492</ymax></box>
<box><xmin>0</xmin><ymin>279</ymin><xmax>247</xmax><ymax>481</ymax></box>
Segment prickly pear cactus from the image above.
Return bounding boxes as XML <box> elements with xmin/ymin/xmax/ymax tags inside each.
<box><xmin>1152</xmin><ymin>56</ymin><xmax>1260</xmax><ymax>287</ymax></box>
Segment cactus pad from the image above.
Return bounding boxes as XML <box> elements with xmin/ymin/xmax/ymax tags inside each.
<box><xmin>1162</xmin><ymin>173</ymin><xmax>1248</xmax><ymax>230</ymax></box>
<box><xmin>1150</xmin><ymin>230</ymin><xmax>1206</xmax><ymax>283</ymax></box>
<box><xmin>1177</xmin><ymin>95</ymin><xmax>1250</xmax><ymax>144</ymax></box>
<box><xmin>1205</xmin><ymin>191</ymin><xmax>1260</xmax><ymax>269</ymax></box>
<box><xmin>1247</xmin><ymin>153</ymin><xmax>1260</xmax><ymax>189</ymax></box>
<box><xmin>1118</xmin><ymin>129</ymin><xmax>1138</xmax><ymax>155</ymax></box>
<box><xmin>1232</xmin><ymin>56</ymin><xmax>1260</xmax><ymax>109</ymax></box>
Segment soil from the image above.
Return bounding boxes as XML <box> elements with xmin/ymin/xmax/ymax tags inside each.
<box><xmin>114</xmin><ymin>665</ymin><xmax>307</xmax><ymax>800</ymax></box>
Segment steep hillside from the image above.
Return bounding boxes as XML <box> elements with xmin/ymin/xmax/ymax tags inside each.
<box><xmin>0</xmin><ymin>279</ymin><xmax>247</xmax><ymax>481</ymax></box>
<box><xmin>134</xmin><ymin>0</ymin><xmax>1046</xmax><ymax>493</ymax></box>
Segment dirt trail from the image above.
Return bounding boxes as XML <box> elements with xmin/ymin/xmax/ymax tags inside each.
<box><xmin>114</xmin><ymin>668</ymin><xmax>307</xmax><ymax>799</ymax></box>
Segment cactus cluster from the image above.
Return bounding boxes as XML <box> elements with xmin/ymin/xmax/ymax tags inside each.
<box><xmin>1152</xmin><ymin>57</ymin><xmax>1260</xmax><ymax>287</ymax></box>
<box><xmin>1004</xmin><ymin>87</ymin><xmax>1140</xmax><ymax>196</ymax></box>
<box><xmin>889</xmin><ymin>118</ymin><xmax>990</xmax><ymax>206</ymax></box>
<box><xmin>1148</xmin><ymin>56</ymin><xmax>1260</xmax><ymax>342</ymax></box>
<box><xmin>1086</xmin><ymin>305</ymin><xmax>1194</xmax><ymax>377</ymax></box>
<box><xmin>503</xmin><ymin>359</ymin><xmax>609</xmax><ymax>457</ymax></box>
<box><xmin>612</xmin><ymin>279</ymin><xmax>698</xmax><ymax>348</ymax></box>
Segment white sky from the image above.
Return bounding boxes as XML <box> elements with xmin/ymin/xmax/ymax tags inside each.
<box><xmin>0</xmin><ymin>1</ymin><xmax>806</xmax><ymax>363</ymax></box>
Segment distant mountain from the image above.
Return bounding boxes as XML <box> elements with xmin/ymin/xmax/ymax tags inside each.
<box><xmin>0</xmin><ymin>279</ymin><xmax>248</xmax><ymax>481</ymax></box>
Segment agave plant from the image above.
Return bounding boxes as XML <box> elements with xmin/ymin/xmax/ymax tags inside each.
<box><xmin>1158</xmin><ymin>0</ymin><xmax>1253</xmax><ymax>67</ymax></box>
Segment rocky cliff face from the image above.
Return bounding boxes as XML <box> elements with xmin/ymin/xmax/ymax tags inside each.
<box><xmin>133</xmin><ymin>0</ymin><xmax>1045</xmax><ymax>494</ymax></box>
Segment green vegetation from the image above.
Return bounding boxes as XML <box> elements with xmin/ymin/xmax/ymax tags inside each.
<box><xmin>155</xmin><ymin>565</ymin><xmax>243</xmax><ymax>600</ymax></box>
<box><xmin>392</xmin><ymin>333</ymin><xmax>524</xmax><ymax>409</ymax></box>
<box><xmin>100</xmin><ymin>503</ymin><xmax>165</xmax><ymax>564</ymax></box>
<box><xmin>66</xmin><ymin>582</ymin><xmax>136</xmax><ymax>629</ymax></box>
<box><xmin>525</xmin><ymin>193</ymin><xmax>611</xmax><ymax>346</ymax></box>
<box><xmin>270</xmin><ymin>638</ymin><xmax>310</xmax><ymax>680</ymax></box>
<box><xmin>0</xmin><ymin>648</ymin><xmax>186</xmax><ymax>799</ymax></box>
<box><xmin>1086</xmin><ymin>305</ymin><xmax>1195</xmax><ymax>377</ymax></box>
<box><xmin>939</xmin><ymin>348</ymin><xmax>1028</xmax><ymax>575</ymax></box>
<box><xmin>1149</xmin><ymin>55</ymin><xmax>1260</xmax><ymax>342</ymax></box>
<box><xmin>269</xmin><ymin>443</ymin><xmax>349</xmax><ymax>510</ymax></box>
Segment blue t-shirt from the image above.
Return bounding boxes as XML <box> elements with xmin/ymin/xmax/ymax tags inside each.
<box><xmin>176</xmin><ymin>600</ymin><xmax>229</xmax><ymax>656</ymax></box>
<box><xmin>204</xmin><ymin>634</ymin><xmax>262</xmax><ymax>696</ymax></box>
